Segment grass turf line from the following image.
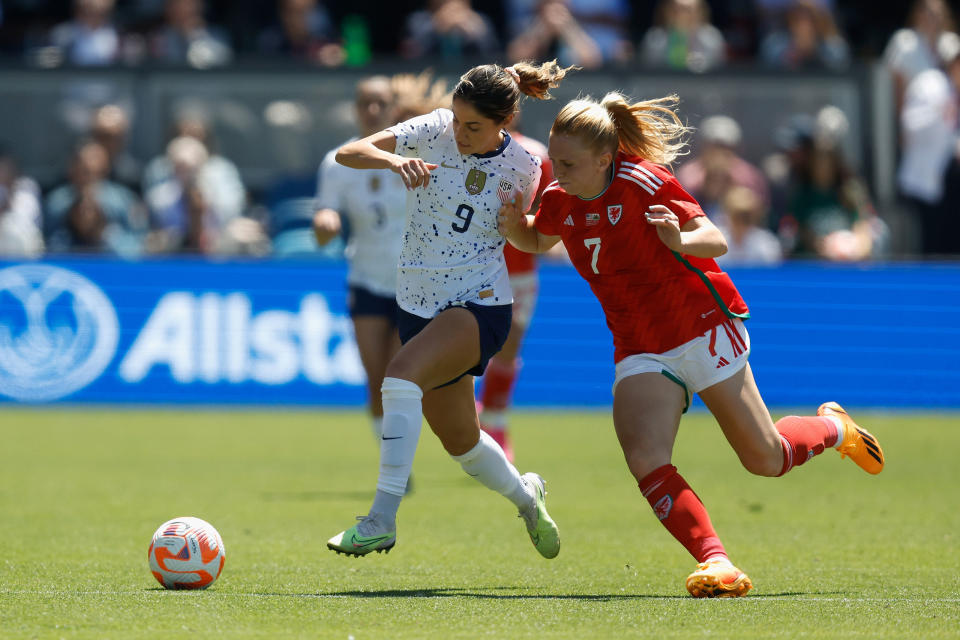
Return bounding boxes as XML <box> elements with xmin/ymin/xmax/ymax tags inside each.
<box><xmin>1</xmin><ymin>408</ymin><xmax>957</xmax><ymax>639</ymax></box>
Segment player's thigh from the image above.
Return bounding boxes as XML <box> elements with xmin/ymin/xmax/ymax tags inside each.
<box><xmin>612</xmin><ymin>372</ymin><xmax>686</xmax><ymax>479</ymax></box>
<box><xmin>698</xmin><ymin>363</ymin><xmax>782</xmax><ymax>476</ymax></box>
<box><xmin>422</xmin><ymin>375</ymin><xmax>481</xmax><ymax>456</ymax></box>
<box><xmin>387</xmin><ymin>307</ymin><xmax>481</xmax><ymax>390</ymax></box>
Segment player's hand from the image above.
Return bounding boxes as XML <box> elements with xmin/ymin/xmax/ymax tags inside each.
<box><xmin>392</xmin><ymin>157</ymin><xmax>439</xmax><ymax>190</ymax></box>
<box><xmin>497</xmin><ymin>192</ymin><xmax>524</xmax><ymax>238</ymax></box>
<box><xmin>645</xmin><ymin>204</ymin><xmax>683</xmax><ymax>252</ymax></box>
<box><xmin>312</xmin><ymin>209</ymin><xmax>342</xmax><ymax>245</ymax></box>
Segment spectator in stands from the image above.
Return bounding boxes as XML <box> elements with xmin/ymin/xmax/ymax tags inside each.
<box><xmin>506</xmin><ymin>0</ymin><xmax>603</xmax><ymax>69</ymax></box>
<box><xmin>401</xmin><ymin>0</ymin><xmax>499</xmax><ymax>60</ymax></box>
<box><xmin>640</xmin><ymin>0</ymin><xmax>727</xmax><ymax>73</ymax></box>
<box><xmin>45</xmin><ymin>140</ymin><xmax>146</xmax><ymax>256</ymax></box>
<box><xmin>90</xmin><ymin>103</ymin><xmax>140</xmax><ymax>192</ymax></box>
<box><xmin>898</xmin><ymin>36</ymin><xmax>960</xmax><ymax>255</ymax></box>
<box><xmin>149</xmin><ymin>0</ymin><xmax>232</xmax><ymax>68</ymax></box>
<box><xmin>785</xmin><ymin>109</ymin><xmax>887</xmax><ymax>260</ymax></box>
<box><xmin>715</xmin><ymin>186</ymin><xmax>782</xmax><ymax>266</ymax></box>
<box><xmin>676</xmin><ymin>115</ymin><xmax>770</xmax><ymax>223</ymax></box>
<box><xmin>565</xmin><ymin>0</ymin><xmax>633</xmax><ymax>64</ymax></box>
<box><xmin>142</xmin><ymin>110</ymin><xmax>246</xmax><ymax>231</ymax></box>
<box><xmin>257</xmin><ymin>0</ymin><xmax>344</xmax><ymax>66</ymax></box>
<box><xmin>759</xmin><ymin>0</ymin><xmax>850</xmax><ymax>71</ymax></box>
<box><xmin>884</xmin><ymin>0</ymin><xmax>959</xmax><ymax>119</ymax></box>
<box><xmin>0</xmin><ymin>149</ymin><xmax>43</xmax><ymax>257</ymax></box>
<box><xmin>44</xmin><ymin>0</ymin><xmax>122</xmax><ymax>66</ymax></box>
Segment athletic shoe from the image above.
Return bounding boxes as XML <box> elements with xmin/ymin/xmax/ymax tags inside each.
<box><xmin>817</xmin><ymin>401</ymin><xmax>885</xmax><ymax>474</ymax></box>
<box><xmin>484</xmin><ymin>425</ymin><xmax>514</xmax><ymax>463</ymax></box>
<box><xmin>685</xmin><ymin>558</ymin><xmax>753</xmax><ymax>598</ymax></box>
<box><xmin>518</xmin><ymin>472</ymin><xmax>560</xmax><ymax>559</ymax></box>
<box><xmin>327</xmin><ymin>514</ymin><xmax>396</xmax><ymax>557</ymax></box>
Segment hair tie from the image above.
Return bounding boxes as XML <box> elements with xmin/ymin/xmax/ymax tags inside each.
<box><xmin>504</xmin><ymin>66</ymin><xmax>520</xmax><ymax>85</ymax></box>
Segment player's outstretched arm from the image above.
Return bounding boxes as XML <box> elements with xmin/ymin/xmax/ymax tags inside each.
<box><xmin>498</xmin><ymin>193</ymin><xmax>560</xmax><ymax>254</ymax></box>
<box><xmin>336</xmin><ymin>130</ymin><xmax>438</xmax><ymax>190</ymax></box>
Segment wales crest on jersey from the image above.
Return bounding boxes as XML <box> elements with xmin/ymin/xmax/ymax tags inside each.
<box><xmin>465</xmin><ymin>168</ymin><xmax>487</xmax><ymax>195</ymax></box>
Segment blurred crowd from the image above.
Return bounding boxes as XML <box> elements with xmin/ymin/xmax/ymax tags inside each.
<box><xmin>0</xmin><ymin>0</ymin><xmax>958</xmax><ymax>261</ymax></box>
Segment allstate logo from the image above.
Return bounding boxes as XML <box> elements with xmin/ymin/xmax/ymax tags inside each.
<box><xmin>0</xmin><ymin>264</ymin><xmax>118</xmax><ymax>401</ymax></box>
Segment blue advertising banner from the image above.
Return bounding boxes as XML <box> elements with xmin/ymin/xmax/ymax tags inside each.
<box><xmin>0</xmin><ymin>258</ymin><xmax>957</xmax><ymax>409</ymax></box>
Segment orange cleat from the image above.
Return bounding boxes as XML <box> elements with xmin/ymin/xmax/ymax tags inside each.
<box><xmin>686</xmin><ymin>558</ymin><xmax>753</xmax><ymax>598</ymax></box>
<box><xmin>818</xmin><ymin>402</ymin><xmax>885</xmax><ymax>474</ymax></box>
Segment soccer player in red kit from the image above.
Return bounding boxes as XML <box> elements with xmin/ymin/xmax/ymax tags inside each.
<box><xmin>477</xmin><ymin>128</ymin><xmax>554</xmax><ymax>461</ymax></box>
<box><xmin>498</xmin><ymin>92</ymin><xmax>885</xmax><ymax>598</ymax></box>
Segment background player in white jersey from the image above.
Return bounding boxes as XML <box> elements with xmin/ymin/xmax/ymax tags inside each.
<box><xmin>313</xmin><ymin>73</ymin><xmax>448</xmax><ymax>448</ymax></box>
<box><xmin>326</xmin><ymin>60</ymin><xmax>573</xmax><ymax>560</ymax></box>
<box><xmin>313</xmin><ymin>75</ymin><xmax>404</xmax><ymax>443</ymax></box>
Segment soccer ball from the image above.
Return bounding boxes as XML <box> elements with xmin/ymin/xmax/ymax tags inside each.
<box><xmin>148</xmin><ymin>517</ymin><xmax>225</xmax><ymax>590</ymax></box>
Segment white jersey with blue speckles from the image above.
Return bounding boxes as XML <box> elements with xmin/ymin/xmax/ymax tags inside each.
<box><xmin>316</xmin><ymin>139</ymin><xmax>407</xmax><ymax>297</ymax></box>
<box><xmin>387</xmin><ymin>108</ymin><xmax>541</xmax><ymax>317</ymax></box>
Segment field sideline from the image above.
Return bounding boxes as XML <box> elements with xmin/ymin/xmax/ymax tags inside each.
<box><xmin>1</xmin><ymin>407</ymin><xmax>958</xmax><ymax>639</ymax></box>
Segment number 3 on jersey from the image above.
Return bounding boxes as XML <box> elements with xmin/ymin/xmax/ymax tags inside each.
<box><xmin>584</xmin><ymin>237</ymin><xmax>601</xmax><ymax>274</ymax></box>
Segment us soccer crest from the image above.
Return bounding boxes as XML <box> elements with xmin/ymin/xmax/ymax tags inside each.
<box><xmin>608</xmin><ymin>204</ymin><xmax>623</xmax><ymax>225</ymax></box>
<box><xmin>465</xmin><ymin>168</ymin><xmax>487</xmax><ymax>195</ymax></box>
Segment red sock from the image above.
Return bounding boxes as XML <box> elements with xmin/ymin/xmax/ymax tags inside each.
<box><xmin>480</xmin><ymin>358</ymin><xmax>518</xmax><ymax>411</ymax></box>
<box><xmin>775</xmin><ymin>416</ymin><xmax>839</xmax><ymax>476</ymax></box>
<box><xmin>638</xmin><ymin>464</ymin><xmax>726</xmax><ymax>563</ymax></box>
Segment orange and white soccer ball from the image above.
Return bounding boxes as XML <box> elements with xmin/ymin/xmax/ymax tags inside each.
<box><xmin>148</xmin><ymin>517</ymin><xmax>225</xmax><ymax>590</ymax></box>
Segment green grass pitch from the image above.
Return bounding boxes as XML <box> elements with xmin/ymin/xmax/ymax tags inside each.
<box><xmin>1</xmin><ymin>407</ymin><xmax>958</xmax><ymax>639</ymax></box>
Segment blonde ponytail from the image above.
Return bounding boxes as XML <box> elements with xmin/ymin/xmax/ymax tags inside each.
<box><xmin>552</xmin><ymin>92</ymin><xmax>691</xmax><ymax>166</ymax></box>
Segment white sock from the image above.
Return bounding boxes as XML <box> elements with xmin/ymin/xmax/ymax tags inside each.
<box><xmin>375</xmin><ymin>377</ymin><xmax>423</xmax><ymax>500</ymax></box>
<box><xmin>452</xmin><ymin>430</ymin><xmax>531</xmax><ymax>510</ymax></box>
<box><xmin>479</xmin><ymin>408</ymin><xmax>507</xmax><ymax>430</ymax></box>
<box><xmin>370</xmin><ymin>416</ymin><xmax>384</xmax><ymax>440</ymax></box>
<box><xmin>826</xmin><ymin>415</ymin><xmax>846</xmax><ymax>448</ymax></box>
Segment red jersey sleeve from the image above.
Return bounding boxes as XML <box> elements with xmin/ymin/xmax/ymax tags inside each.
<box><xmin>533</xmin><ymin>183</ymin><xmax>565</xmax><ymax>237</ymax></box>
<box><xmin>653</xmin><ymin>167</ymin><xmax>706</xmax><ymax>226</ymax></box>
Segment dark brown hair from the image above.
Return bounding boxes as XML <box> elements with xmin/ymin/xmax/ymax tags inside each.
<box><xmin>452</xmin><ymin>60</ymin><xmax>575</xmax><ymax>123</ymax></box>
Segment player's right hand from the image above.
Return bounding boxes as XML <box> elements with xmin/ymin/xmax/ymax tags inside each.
<box><xmin>312</xmin><ymin>208</ymin><xmax>342</xmax><ymax>245</ymax></box>
<box><xmin>392</xmin><ymin>157</ymin><xmax>439</xmax><ymax>190</ymax></box>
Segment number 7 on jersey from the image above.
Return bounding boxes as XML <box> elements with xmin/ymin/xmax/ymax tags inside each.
<box><xmin>584</xmin><ymin>237</ymin><xmax>601</xmax><ymax>274</ymax></box>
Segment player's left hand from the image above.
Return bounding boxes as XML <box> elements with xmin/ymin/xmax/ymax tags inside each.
<box><xmin>645</xmin><ymin>204</ymin><xmax>683</xmax><ymax>252</ymax></box>
<box><xmin>497</xmin><ymin>192</ymin><xmax>524</xmax><ymax>238</ymax></box>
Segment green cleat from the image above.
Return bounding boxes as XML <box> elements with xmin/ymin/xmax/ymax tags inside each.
<box><xmin>519</xmin><ymin>472</ymin><xmax>560</xmax><ymax>559</ymax></box>
<box><xmin>327</xmin><ymin>515</ymin><xmax>396</xmax><ymax>557</ymax></box>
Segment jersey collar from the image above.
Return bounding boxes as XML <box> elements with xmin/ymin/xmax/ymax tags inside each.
<box><xmin>472</xmin><ymin>131</ymin><xmax>511</xmax><ymax>159</ymax></box>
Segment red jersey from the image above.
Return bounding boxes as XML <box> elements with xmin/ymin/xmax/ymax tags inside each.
<box><xmin>504</xmin><ymin>132</ymin><xmax>553</xmax><ymax>275</ymax></box>
<box><xmin>534</xmin><ymin>153</ymin><xmax>749</xmax><ymax>361</ymax></box>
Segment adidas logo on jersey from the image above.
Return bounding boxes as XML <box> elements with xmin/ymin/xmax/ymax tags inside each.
<box><xmin>716</xmin><ymin>357</ymin><xmax>730</xmax><ymax>368</ymax></box>
<box><xmin>563</xmin><ymin>215</ymin><xmax>574</xmax><ymax>226</ymax></box>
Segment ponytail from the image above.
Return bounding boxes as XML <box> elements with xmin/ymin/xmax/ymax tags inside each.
<box><xmin>453</xmin><ymin>59</ymin><xmax>576</xmax><ymax>123</ymax></box>
<box><xmin>552</xmin><ymin>92</ymin><xmax>691</xmax><ymax>166</ymax></box>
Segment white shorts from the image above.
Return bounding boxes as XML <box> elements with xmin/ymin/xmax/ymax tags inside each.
<box><xmin>613</xmin><ymin>318</ymin><xmax>751</xmax><ymax>411</ymax></box>
<box><xmin>509</xmin><ymin>272</ymin><xmax>539</xmax><ymax>328</ymax></box>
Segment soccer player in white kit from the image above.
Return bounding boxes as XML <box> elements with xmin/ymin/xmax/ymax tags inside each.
<box><xmin>313</xmin><ymin>76</ymin><xmax>406</xmax><ymax>442</ymax></box>
<box><xmin>326</xmin><ymin>60</ymin><xmax>573</xmax><ymax>559</ymax></box>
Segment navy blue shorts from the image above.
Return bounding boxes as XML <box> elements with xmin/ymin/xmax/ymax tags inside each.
<box><xmin>348</xmin><ymin>285</ymin><xmax>399</xmax><ymax>326</ymax></box>
<box><xmin>397</xmin><ymin>301</ymin><xmax>512</xmax><ymax>387</ymax></box>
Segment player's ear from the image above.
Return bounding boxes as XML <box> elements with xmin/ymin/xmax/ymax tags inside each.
<box><xmin>501</xmin><ymin>112</ymin><xmax>517</xmax><ymax>130</ymax></box>
<box><xmin>596</xmin><ymin>149</ymin><xmax>613</xmax><ymax>173</ymax></box>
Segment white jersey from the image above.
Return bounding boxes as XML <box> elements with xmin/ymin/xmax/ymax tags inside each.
<box><xmin>316</xmin><ymin>139</ymin><xmax>407</xmax><ymax>297</ymax></box>
<box><xmin>387</xmin><ymin>108</ymin><xmax>541</xmax><ymax>317</ymax></box>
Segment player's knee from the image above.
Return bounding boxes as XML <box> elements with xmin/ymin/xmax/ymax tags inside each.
<box><xmin>738</xmin><ymin>447</ymin><xmax>782</xmax><ymax>477</ymax></box>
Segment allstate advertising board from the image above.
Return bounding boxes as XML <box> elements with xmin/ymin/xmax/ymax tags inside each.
<box><xmin>0</xmin><ymin>258</ymin><xmax>958</xmax><ymax>408</ymax></box>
